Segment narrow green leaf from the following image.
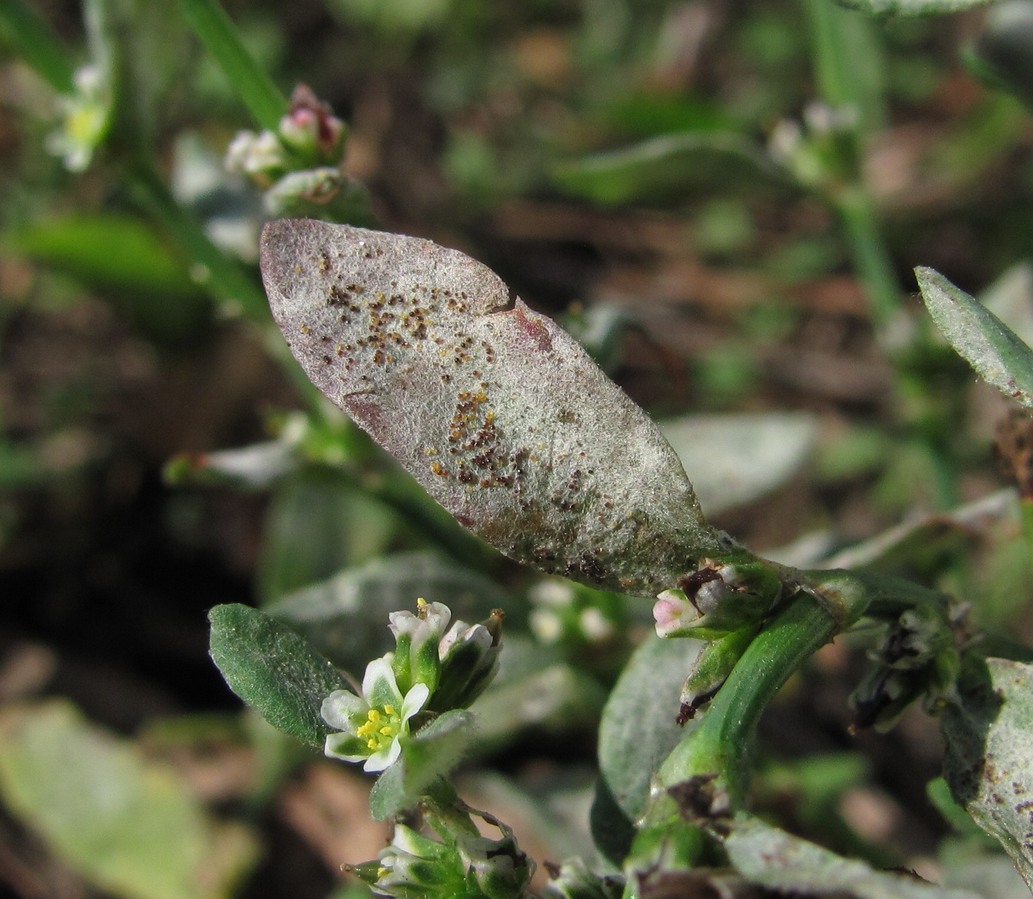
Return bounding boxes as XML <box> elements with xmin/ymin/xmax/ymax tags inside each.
<box><xmin>208</xmin><ymin>603</ymin><xmax>348</xmax><ymax>748</ymax></box>
<box><xmin>5</xmin><ymin>214</ymin><xmax>201</xmax><ymax>297</ymax></box>
<box><xmin>0</xmin><ymin>0</ymin><xmax>76</xmax><ymax>92</ymax></box>
<box><xmin>0</xmin><ymin>701</ymin><xmax>257</xmax><ymax>899</ymax></box>
<box><xmin>552</xmin><ymin>132</ymin><xmax>787</xmax><ymax>207</ymax></box>
<box><xmin>178</xmin><ymin>0</ymin><xmax>286</xmax><ymax>130</ymax></box>
<box><xmin>942</xmin><ymin>657</ymin><xmax>1033</xmax><ymax>891</ymax></box>
<box><xmin>806</xmin><ymin>0</ymin><xmax>886</xmax><ymax>133</ymax></box>
<box><xmin>5</xmin><ymin>214</ymin><xmax>211</xmax><ymax>343</ymax></box>
<box><xmin>917</xmin><ymin>266</ymin><xmax>1033</xmax><ymax>409</ymax></box>
<box><xmin>368</xmin><ymin>710</ymin><xmax>476</xmax><ymax>820</ymax></box>
<box><xmin>976</xmin><ymin>2</ymin><xmax>1033</xmax><ymax>108</ymax></box>
<box><xmin>261</xmin><ymin>220</ymin><xmax>724</xmax><ymax>596</ymax></box>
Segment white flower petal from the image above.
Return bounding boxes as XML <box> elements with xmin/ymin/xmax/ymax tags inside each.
<box><xmin>400</xmin><ymin>683</ymin><xmax>431</xmax><ymax>722</ymax></box>
<box><xmin>325</xmin><ymin>732</ymin><xmax>372</xmax><ymax>763</ymax></box>
<box><xmin>321</xmin><ymin>689</ymin><xmax>365</xmax><ymax>729</ymax></box>
<box><xmin>364</xmin><ymin>737</ymin><xmax>402</xmax><ymax>772</ymax></box>
<box><xmin>362</xmin><ymin>655</ymin><xmax>402</xmax><ymax>707</ymax></box>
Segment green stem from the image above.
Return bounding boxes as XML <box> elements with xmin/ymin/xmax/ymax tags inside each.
<box><xmin>658</xmin><ymin>592</ymin><xmax>840</xmax><ymax>802</ymax></box>
<box><xmin>178</xmin><ymin>0</ymin><xmax>286</xmax><ymax>130</ymax></box>
<box><xmin>365</xmin><ymin>474</ymin><xmax>504</xmax><ymax>573</ymax></box>
<box><xmin>805</xmin><ymin>567</ymin><xmax>951</xmax><ymax>622</ymax></box>
<box><xmin>804</xmin><ymin>0</ymin><xmax>901</xmax><ymax>333</ymax></box>
<box><xmin>1021</xmin><ymin>499</ymin><xmax>1033</xmax><ymax>569</ymax></box>
<box><xmin>127</xmin><ymin>163</ymin><xmax>330</xmax><ymax>411</ymax></box>
<box><xmin>129</xmin><ymin>163</ymin><xmax>269</xmax><ymax>322</ymax></box>
<box><xmin>0</xmin><ymin>0</ymin><xmax>76</xmax><ymax>93</ymax></box>
<box><xmin>625</xmin><ymin>592</ymin><xmax>840</xmax><ymax>885</ymax></box>
<box><xmin>836</xmin><ymin>187</ymin><xmax>901</xmax><ymax>333</ymax></box>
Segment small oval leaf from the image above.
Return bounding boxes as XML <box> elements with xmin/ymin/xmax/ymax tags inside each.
<box><xmin>208</xmin><ymin>603</ymin><xmax>348</xmax><ymax>748</ymax></box>
<box><xmin>261</xmin><ymin>219</ymin><xmax>722</xmax><ymax>596</ymax></box>
<box><xmin>0</xmin><ymin>701</ymin><xmax>258</xmax><ymax>899</ymax></box>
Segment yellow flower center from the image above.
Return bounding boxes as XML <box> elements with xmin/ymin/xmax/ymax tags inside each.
<box><xmin>356</xmin><ymin>703</ymin><xmax>402</xmax><ymax>752</ymax></box>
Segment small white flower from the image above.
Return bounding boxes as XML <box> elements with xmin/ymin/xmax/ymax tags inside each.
<box><xmin>322</xmin><ymin>656</ymin><xmax>430</xmax><ymax>772</ymax></box>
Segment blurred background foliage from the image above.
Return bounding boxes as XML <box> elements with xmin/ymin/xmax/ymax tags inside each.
<box><xmin>1</xmin><ymin>0</ymin><xmax>1033</xmax><ymax>896</ymax></box>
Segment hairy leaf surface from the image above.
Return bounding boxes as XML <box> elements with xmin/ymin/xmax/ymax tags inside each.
<box><xmin>261</xmin><ymin>219</ymin><xmax>722</xmax><ymax>595</ymax></box>
<box><xmin>917</xmin><ymin>266</ymin><xmax>1033</xmax><ymax>410</ymax></box>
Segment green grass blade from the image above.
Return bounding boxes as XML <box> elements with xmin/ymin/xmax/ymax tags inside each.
<box><xmin>178</xmin><ymin>0</ymin><xmax>285</xmax><ymax>129</ymax></box>
<box><xmin>0</xmin><ymin>0</ymin><xmax>76</xmax><ymax>92</ymax></box>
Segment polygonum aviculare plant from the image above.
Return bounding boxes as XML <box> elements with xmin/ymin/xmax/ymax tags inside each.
<box><xmin>252</xmin><ymin>219</ymin><xmax>1031</xmax><ymax>896</ymax></box>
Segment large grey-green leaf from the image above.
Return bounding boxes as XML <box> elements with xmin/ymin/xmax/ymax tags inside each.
<box><xmin>0</xmin><ymin>701</ymin><xmax>257</xmax><ymax>899</ymax></box>
<box><xmin>942</xmin><ymin>657</ymin><xmax>1033</xmax><ymax>891</ymax></box>
<box><xmin>916</xmin><ymin>266</ymin><xmax>1033</xmax><ymax>409</ymax></box>
<box><xmin>261</xmin><ymin>219</ymin><xmax>723</xmax><ymax>596</ymax></box>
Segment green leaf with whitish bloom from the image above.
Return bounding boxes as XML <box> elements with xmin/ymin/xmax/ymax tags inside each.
<box><xmin>598</xmin><ymin>634</ymin><xmax>706</xmax><ymax>823</ymax></box>
<box><xmin>916</xmin><ymin>266</ymin><xmax>1033</xmax><ymax>409</ymax></box>
<box><xmin>208</xmin><ymin>603</ymin><xmax>348</xmax><ymax>748</ymax></box>
<box><xmin>724</xmin><ymin>815</ymin><xmax>984</xmax><ymax>898</ymax></box>
<box><xmin>661</xmin><ymin>412</ymin><xmax>818</xmax><ymax>516</ymax></box>
<box><xmin>261</xmin><ymin>219</ymin><xmax>724</xmax><ymax>596</ymax></box>
<box><xmin>257</xmin><ymin>469</ymin><xmax>399</xmax><ymax>604</ymax></box>
<box><xmin>835</xmin><ymin>0</ymin><xmax>995</xmax><ymax>15</ymax></box>
<box><xmin>942</xmin><ymin>657</ymin><xmax>1033</xmax><ymax>892</ymax></box>
<box><xmin>0</xmin><ymin>700</ymin><xmax>258</xmax><ymax>899</ymax></box>
<box><xmin>266</xmin><ymin>550</ymin><xmax>509</xmax><ymax>671</ymax></box>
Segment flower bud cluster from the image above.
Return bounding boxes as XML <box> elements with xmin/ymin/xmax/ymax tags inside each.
<box><xmin>348</xmin><ymin>802</ymin><xmax>532</xmax><ymax>899</ymax></box>
<box><xmin>850</xmin><ymin>603</ymin><xmax>964</xmax><ymax>732</ymax></box>
<box><xmin>225</xmin><ymin>84</ymin><xmax>357</xmax><ymax>213</ymax></box>
<box><xmin>768</xmin><ymin>100</ymin><xmax>860</xmax><ymax>196</ymax></box>
<box><xmin>227</xmin><ymin>85</ymin><xmax>345</xmax><ymax>182</ymax></box>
